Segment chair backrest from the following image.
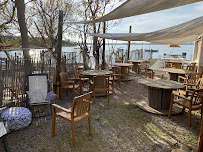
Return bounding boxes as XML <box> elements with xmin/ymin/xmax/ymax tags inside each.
<box><xmin>27</xmin><ymin>74</ymin><xmax>48</xmax><ymax>102</ymax></box>
<box><xmin>165</xmin><ymin>62</ymin><xmax>172</xmax><ymax>68</ymax></box>
<box><xmin>187</xmin><ymin>73</ymin><xmax>202</xmax><ymax>84</ymax></box>
<box><xmin>28</xmin><ymin>74</ymin><xmax>48</xmax><ymax>94</ymax></box>
<box><xmin>71</xmin><ymin>92</ymin><xmax>92</xmax><ymax>120</ymax></box>
<box><xmin>140</xmin><ymin>61</ymin><xmax>150</xmax><ymax>69</ymax></box>
<box><xmin>74</xmin><ymin>67</ymin><xmax>84</xmax><ymax>78</ymax></box>
<box><xmin>145</xmin><ymin>68</ymin><xmax>154</xmax><ymax>79</ymax></box>
<box><xmin>121</xmin><ymin>66</ymin><xmax>129</xmax><ymax>75</ymax></box>
<box><xmin>186</xmin><ymin>65</ymin><xmax>196</xmax><ymax>71</ymax></box>
<box><xmin>115</xmin><ymin>60</ymin><xmax>122</xmax><ymax>63</ymax></box>
<box><xmin>190</xmin><ymin>89</ymin><xmax>203</xmax><ymax>105</ymax></box>
<box><xmin>197</xmin><ymin>78</ymin><xmax>203</xmax><ymax>89</ymax></box>
<box><xmin>93</xmin><ymin>75</ymin><xmax>109</xmax><ymax>89</ymax></box>
<box><xmin>112</xmin><ymin>66</ymin><xmax>121</xmax><ymax>74</ymax></box>
<box><xmin>59</xmin><ymin>72</ymin><xmax>69</xmax><ymax>85</ymax></box>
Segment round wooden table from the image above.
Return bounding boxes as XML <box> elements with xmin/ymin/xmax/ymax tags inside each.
<box><xmin>128</xmin><ymin>60</ymin><xmax>143</xmax><ymax>73</ymax></box>
<box><xmin>139</xmin><ymin>79</ymin><xmax>185</xmax><ymax>110</ymax></box>
<box><xmin>80</xmin><ymin>70</ymin><xmax>113</xmax><ymax>77</ymax></box>
<box><xmin>162</xmin><ymin>68</ymin><xmax>191</xmax><ymax>81</ymax></box>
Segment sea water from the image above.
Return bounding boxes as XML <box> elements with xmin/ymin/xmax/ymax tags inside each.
<box><xmin>0</xmin><ymin>44</ymin><xmax>194</xmax><ymax>68</ymax></box>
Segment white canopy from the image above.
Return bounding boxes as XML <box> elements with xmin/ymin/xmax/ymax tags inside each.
<box><xmin>86</xmin><ymin>16</ymin><xmax>203</xmax><ymax>44</ymax></box>
<box><xmin>68</xmin><ymin>0</ymin><xmax>203</xmax><ymax>24</ymax></box>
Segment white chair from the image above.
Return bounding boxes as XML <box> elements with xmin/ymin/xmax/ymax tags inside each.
<box><xmin>26</xmin><ymin>73</ymin><xmax>54</xmax><ymax>118</ymax></box>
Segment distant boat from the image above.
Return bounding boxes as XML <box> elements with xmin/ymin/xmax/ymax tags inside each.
<box><xmin>144</xmin><ymin>49</ymin><xmax>159</xmax><ymax>52</ymax></box>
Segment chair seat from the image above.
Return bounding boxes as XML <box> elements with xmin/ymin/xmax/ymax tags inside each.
<box><xmin>109</xmin><ymin>77</ymin><xmax>119</xmax><ymax>81</ymax></box>
<box><xmin>174</xmin><ymin>99</ymin><xmax>202</xmax><ymax>110</ymax></box>
<box><xmin>63</xmin><ymin>84</ymin><xmax>80</xmax><ymax>89</ymax></box>
<box><xmin>94</xmin><ymin>88</ymin><xmax>108</xmax><ymax>92</ymax></box>
<box><xmin>81</xmin><ymin>78</ymin><xmax>89</xmax><ymax>81</ymax></box>
<box><xmin>57</xmin><ymin>111</ymin><xmax>89</xmax><ymax>123</ymax></box>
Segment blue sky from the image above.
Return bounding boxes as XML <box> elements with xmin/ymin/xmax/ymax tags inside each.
<box><xmin>107</xmin><ymin>1</ymin><xmax>203</xmax><ymax>34</ymax></box>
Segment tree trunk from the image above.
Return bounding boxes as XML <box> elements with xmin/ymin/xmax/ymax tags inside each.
<box><xmin>93</xmin><ymin>23</ymin><xmax>99</xmax><ymax>70</ymax></box>
<box><xmin>16</xmin><ymin>0</ymin><xmax>30</xmax><ymax>61</ymax></box>
<box><xmin>16</xmin><ymin>0</ymin><xmax>31</xmax><ymax>90</ymax></box>
<box><xmin>102</xmin><ymin>22</ymin><xmax>106</xmax><ymax>69</ymax></box>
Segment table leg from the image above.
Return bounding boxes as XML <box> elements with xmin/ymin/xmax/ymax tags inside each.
<box><xmin>2</xmin><ymin>135</ymin><xmax>9</xmax><ymax>152</ymax></box>
<box><xmin>169</xmin><ymin>73</ymin><xmax>178</xmax><ymax>81</ymax></box>
<box><xmin>132</xmin><ymin>63</ymin><xmax>139</xmax><ymax>73</ymax></box>
<box><xmin>148</xmin><ymin>87</ymin><xmax>172</xmax><ymax>110</ymax></box>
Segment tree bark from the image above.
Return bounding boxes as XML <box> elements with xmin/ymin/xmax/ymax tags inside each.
<box><xmin>16</xmin><ymin>0</ymin><xmax>30</xmax><ymax>61</ymax></box>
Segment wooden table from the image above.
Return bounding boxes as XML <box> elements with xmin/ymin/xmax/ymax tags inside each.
<box><xmin>112</xmin><ymin>63</ymin><xmax>133</xmax><ymax>67</ymax></box>
<box><xmin>162</xmin><ymin>68</ymin><xmax>191</xmax><ymax>81</ymax></box>
<box><xmin>80</xmin><ymin>70</ymin><xmax>113</xmax><ymax>77</ymax></box>
<box><xmin>112</xmin><ymin>63</ymin><xmax>133</xmax><ymax>72</ymax></box>
<box><xmin>128</xmin><ymin>60</ymin><xmax>144</xmax><ymax>72</ymax></box>
<box><xmin>139</xmin><ymin>79</ymin><xmax>185</xmax><ymax>110</ymax></box>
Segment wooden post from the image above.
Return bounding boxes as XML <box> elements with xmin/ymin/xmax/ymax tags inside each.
<box><xmin>102</xmin><ymin>22</ymin><xmax>106</xmax><ymax>70</ymax></box>
<box><xmin>56</xmin><ymin>10</ymin><xmax>63</xmax><ymax>99</ymax></box>
<box><xmin>127</xmin><ymin>26</ymin><xmax>132</xmax><ymax>60</ymax></box>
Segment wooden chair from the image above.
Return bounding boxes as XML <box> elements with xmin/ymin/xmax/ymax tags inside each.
<box><xmin>198</xmin><ymin>108</ymin><xmax>203</xmax><ymax>152</ymax></box>
<box><xmin>168</xmin><ymin>89</ymin><xmax>203</xmax><ymax>128</ymax></box>
<box><xmin>52</xmin><ymin>92</ymin><xmax>92</xmax><ymax>146</ymax></box>
<box><xmin>178</xmin><ymin>73</ymin><xmax>202</xmax><ymax>91</ymax></box>
<box><xmin>137</xmin><ymin>61</ymin><xmax>150</xmax><ymax>74</ymax></box>
<box><xmin>92</xmin><ymin>75</ymin><xmax>110</xmax><ymax>104</ymax></box>
<box><xmin>74</xmin><ymin>67</ymin><xmax>89</xmax><ymax>87</ymax></box>
<box><xmin>165</xmin><ymin>62</ymin><xmax>173</xmax><ymax>68</ymax></box>
<box><xmin>59</xmin><ymin>72</ymin><xmax>81</xmax><ymax>97</ymax></box>
<box><xmin>145</xmin><ymin>68</ymin><xmax>163</xmax><ymax>79</ymax></box>
<box><xmin>177</xmin><ymin>78</ymin><xmax>203</xmax><ymax>97</ymax></box>
<box><xmin>115</xmin><ymin>60</ymin><xmax>122</xmax><ymax>63</ymax></box>
<box><xmin>109</xmin><ymin>66</ymin><xmax>121</xmax><ymax>89</ymax></box>
<box><xmin>120</xmin><ymin>66</ymin><xmax>129</xmax><ymax>84</ymax></box>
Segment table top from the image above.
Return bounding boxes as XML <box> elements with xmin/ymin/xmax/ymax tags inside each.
<box><xmin>128</xmin><ymin>60</ymin><xmax>144</xmax><ymax>63</ymax></box>
<box><xmin>162</xmin><ymin>68</ymin><xmax>192</xmax><ymax>74</ymax></box>
<box><xmin>112</xmin><ymin>63</ymin><xmax>133</xmax><ymax>67</ymax></box>
<box><xmin>139</xmin><ymin>79</ymin><xmax>185</xmax><ymax>89</ymax></box>
<box><xmin>80</xmin><ymin>70</ymin><xmax>113</xmax><ymax>76</ymax></box>
<box><xmin>165</xmin><ymin>60</ymin><xmax>192</xmax><ymax>64</ymax></box>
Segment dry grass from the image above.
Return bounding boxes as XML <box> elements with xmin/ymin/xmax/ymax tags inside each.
<box><xmin>0</xmin><ymin>74</ymin><xmax>200</xmax><ymax>152</ymax></box>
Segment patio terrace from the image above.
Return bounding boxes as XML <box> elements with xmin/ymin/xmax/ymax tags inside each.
<box><xmin>0</xmin><ymin>73</ymin><xmax>200</xmax><ymax>152</ymax></box>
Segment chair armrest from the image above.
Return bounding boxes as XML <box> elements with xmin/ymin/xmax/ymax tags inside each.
<box><xmin>172</xmin><ymin>91</ymin><xmax>189</xmax><ymax>100</ymax></box>
<box><xmin>69</xmin><ymin>78</ymin><xmax>80</xmax><ymax>81</ymax></box>
<box><xmin>52</xmin><ymin>104</ymin><xmax>72</xmax><ymax>113</ymax></box>
<box><xmin>178</xmin><ymin>76</ymin><xmax>187</xmax><ymax>83</ymax></box>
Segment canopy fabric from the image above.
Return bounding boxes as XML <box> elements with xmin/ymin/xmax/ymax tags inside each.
<box><xmin>68</xmin><ymin>0</ymin><xmax>203</xmax><ymax>24</ymax></box>
<box><xmin>86</xmin><ymin>16</ymin><xmax>203</xmax><ymax>44</ymax></box>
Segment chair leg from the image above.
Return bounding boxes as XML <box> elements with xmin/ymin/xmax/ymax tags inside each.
<box><xmin>94</xmin><ymin>91</ymin><xmax>96</xmax><ymax>104</ymax></box>
<box><xmin>108</xmin><ymin>90</ymin><xmax>110</xmax><ymax>103</ymax></box>
<box><xmin>71</xmin><ymin>124</ymin><xmax>76</xmax><ymax>146</ymax></box>
<box><xmin>88</xmin><ymin>116</ymin><xmax>92</xmax><ymax>135</ymax></box>
<box><xmin>168</xmin><ymin>100</ymin><xmax>173</xmax><ymax>119</ymax></box>
<box><xmin>119</xmin><ymin>78</ymin><xmax>121</xmax><ymax>88</ymax></box>
<box><xmin>73</xmin><ymin>88</ymin><xmax>75</xmax><ymax>97</ymax></box>
<box><xmin>189</xmin><ymin>109</ymin><xmax>192</xmax><ymax>128</ymax></box>
<box><xmin>182</xmin><ymin>108</ymin><xmax>185</xmax><ymax>114</ymax></box>
<box><xmin>52</xmin><ymin>113</ymin><xmax>56</xmax><ymax>137</ymax></box>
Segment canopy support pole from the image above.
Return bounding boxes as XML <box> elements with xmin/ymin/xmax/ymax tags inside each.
<box><xmin>127</xmin><ymin>26</ymin><xmax>132</xmax><ymax>60</ymax></box>
<box><xmin>197</xmin><ymin>37</ymin><xmax>203</xmax><ymax>73</ymax></box>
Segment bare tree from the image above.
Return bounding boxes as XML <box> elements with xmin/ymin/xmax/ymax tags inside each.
<box><xmin>77</xmin><ymin>0</ymin><xmax>122</xmax><ymax>69</ymax></box>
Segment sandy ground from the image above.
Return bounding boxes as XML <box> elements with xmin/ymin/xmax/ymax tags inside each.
<box><xmin>0</xmin><ymin>72</ymin><xmax>200</xmax><ymax>152</ymax></box>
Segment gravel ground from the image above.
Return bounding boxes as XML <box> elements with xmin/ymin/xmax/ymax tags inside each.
<box><xmin>0</xmin><ymin>73</ymin><xmax>200</xmax><ymax>152</ymax></box>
